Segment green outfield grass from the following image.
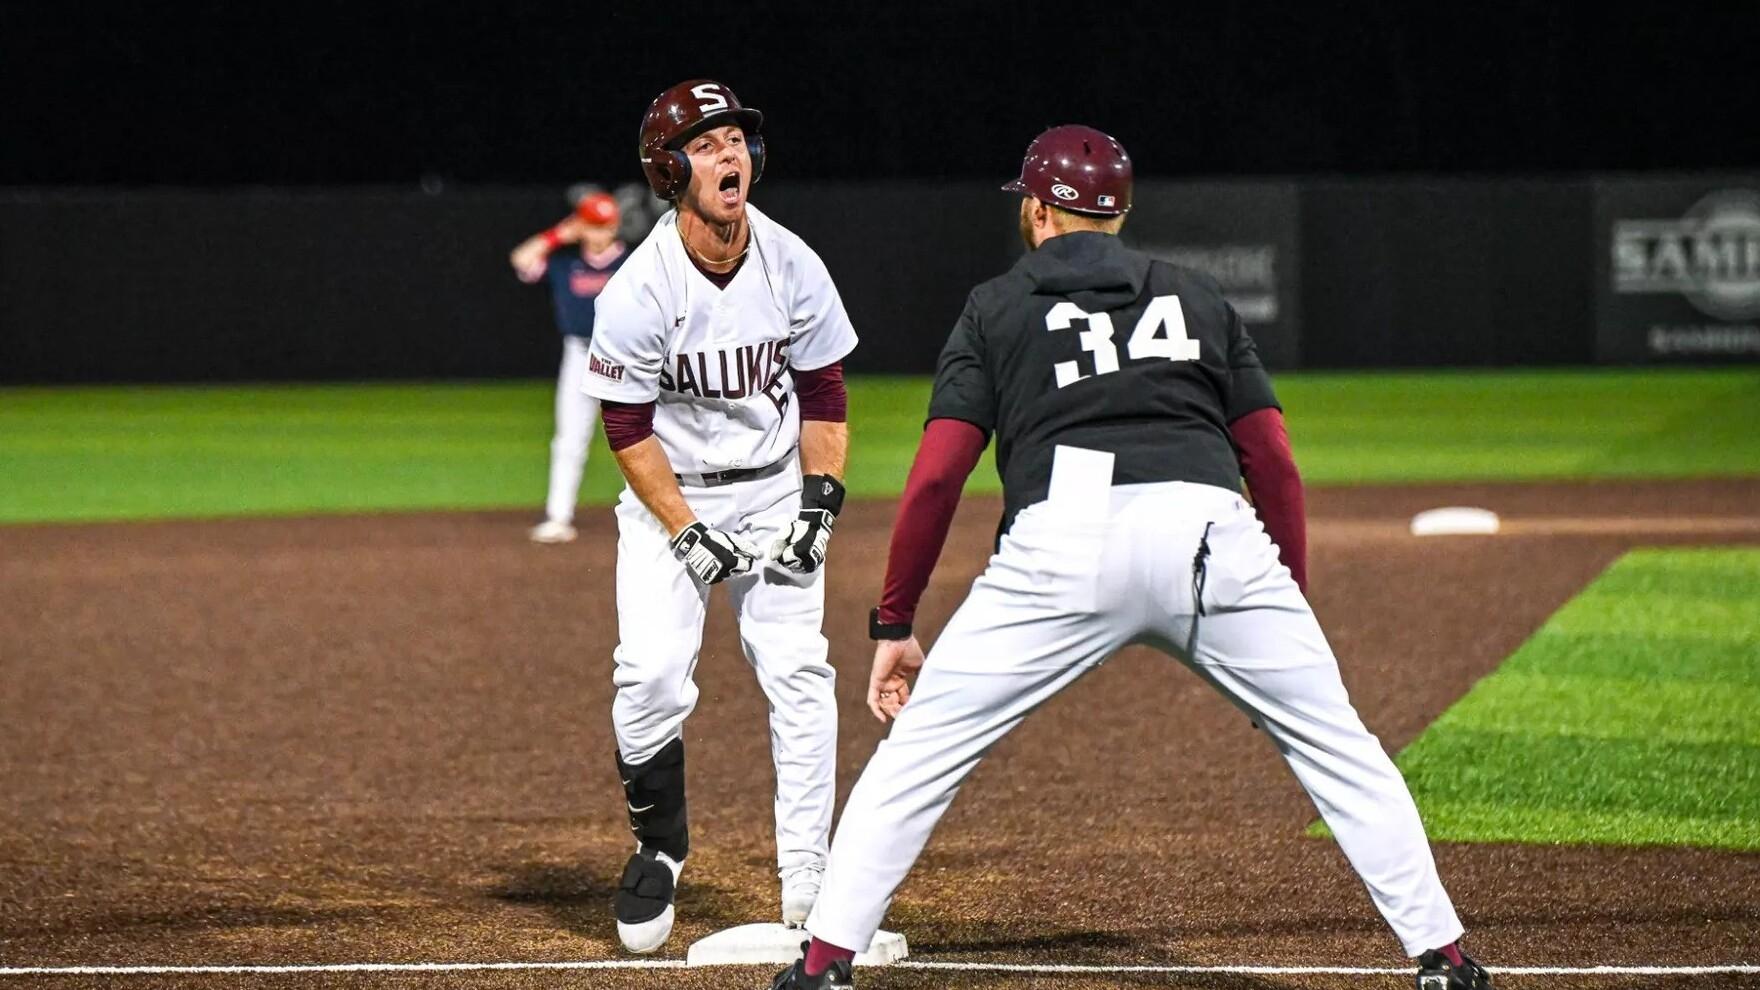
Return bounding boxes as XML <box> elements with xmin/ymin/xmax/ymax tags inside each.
<box><xmin>1316</xmin><ymin>548</ymin><xmax>1760</xmax><ymax>850</ymax></box>
<box><xmin>0</xmin><ymin>369</ymin><xmax>1756</xmax><ymax>523</ymax></box>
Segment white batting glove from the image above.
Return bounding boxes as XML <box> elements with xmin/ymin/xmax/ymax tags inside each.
<box><xmin>671</xmin><ymin>522</ymin><xmax>760</xmax><ymax>585</ymax></box>
<box><xmin>768</xmin><ymin>475</ymin><xmax>845</xmax><ymax>574</ymax></box>
<box><xmin>769</xmin><ymin>510</ymin><xmax>833</xmax><ymax>573</ymax></box>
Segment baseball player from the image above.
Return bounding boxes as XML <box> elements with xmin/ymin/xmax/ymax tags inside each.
<box><xmin>581</xmin><ymin>79</ymin><xmax>856</xmax><ymax>954</ymax></box>
<box><xmin>771</xmin><ymin>127</ymin><xmax>1492</xmax><ymax>990</ymax></box>
<box><xmin>510</xmin><ymin>191</ymin><xmax>630</xmax><ymax>544</ymax></box>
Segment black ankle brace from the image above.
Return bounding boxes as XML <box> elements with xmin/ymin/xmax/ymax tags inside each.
<box><xmin>616</xmin><ymin>737</ymin><xmax>689</xmax><ymax>862</ymax></box>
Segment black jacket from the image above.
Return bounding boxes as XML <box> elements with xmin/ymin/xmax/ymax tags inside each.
<box><xmin>927</xmin><ymin>231</ymin><xmax>1279</xmax><ymax>531</ymax></box>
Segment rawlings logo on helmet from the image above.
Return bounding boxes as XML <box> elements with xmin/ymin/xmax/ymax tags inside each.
<box><xmin>1001</xmin><ymin>125</ymin><xmax>1133</xmax><ymax>216</ymax></box>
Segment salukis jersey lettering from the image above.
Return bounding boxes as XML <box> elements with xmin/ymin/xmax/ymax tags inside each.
<box><xmin>582</xmin><ymin>204</ymin><xmax>858</xmax><ymax>474</ymax></box>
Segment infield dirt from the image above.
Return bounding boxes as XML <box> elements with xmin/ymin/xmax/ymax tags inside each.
<box><xmin>4</xmin><ymin>479</ymin><xmax>1758</xmax><ymax>988</ymax></box>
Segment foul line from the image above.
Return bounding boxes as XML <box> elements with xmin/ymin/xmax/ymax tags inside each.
<box><xmin>2</xmin><ymin>960</ymin><xmax>1757</xmax><ymax>978</ymax></box>
<box><xmin>0</xmin><ymin>962</ymin><xmax>676</xmax><ymax>976</ymax></box>
<box><xmin>901</xmin><ymin>961</ymin><xmax>1760</xmax><ymax>976</ymax></box>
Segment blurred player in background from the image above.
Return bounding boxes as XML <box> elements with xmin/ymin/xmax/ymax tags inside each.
<box><xmin>511</xmin><ymin>191</ymin><xmax>629</xmax><ymax>543</ymax></box>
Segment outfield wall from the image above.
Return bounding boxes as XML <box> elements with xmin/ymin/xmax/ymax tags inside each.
<box><xmin>2</xmin><ymin>175</ymin><xmax>1755</xmax><ymax>383</ymax></box>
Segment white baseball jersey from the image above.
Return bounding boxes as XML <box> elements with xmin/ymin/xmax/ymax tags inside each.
<box><xmin>581</xmin><ymin>205</ymin><xmax>858</xmax><ymax>474</ymax></box>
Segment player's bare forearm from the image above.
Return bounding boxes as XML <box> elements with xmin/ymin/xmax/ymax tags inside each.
<box><xmin>510</xmin><ymin>217</ymin><xmax>585</xmax><ymax>281</ymax></box>
<box><xmin>534</xmin><ymin>215</ymin><xmax>583</xmax><ymax>246</ymax></box>
<box><xmin>765</xmin><ymin>418</ymin><xmax>847</xmax><ymax>574</ymax></box>
<box><xmin>799</xmin><ymin>419</ymin><xmax>847</xmax><ymax>480</ymax></box>
<box><xmin>611</xmin><ymin>437</ymin><xmax>696</xmax><ymax>537</ymax></box>
<box><xmin>516</xmin><ymin>217</ymin><xmax>583</xmax><ymax>253</ymax></box>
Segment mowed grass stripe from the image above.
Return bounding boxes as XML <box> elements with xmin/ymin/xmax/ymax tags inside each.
<box><xmin>1435</xmin><ymin>672</ymin><xmax>1760</xmax><ymax>745</ymax></box>
<box><xmin>1399</xmin><ymin>800</ymin><xmax>1760</xmax><ymax>851</ymax></box>
<box><xmin>1504</xmin><ymin>632</ymin><xmax>1760</xmax><ymax>685</ymax></box>
<box><xmin>1</xmin><ymin>369</ymin><xmax>1757</xmax><ymax>523</ymax></box>
<box><xmin>0</xmin><ymin>382</ymin><xmax>591</xmax><ymax>521</ymax></box>
<box><xmin>1283</xmin><ymin>368</ymin><xmax>1760</xmax><ymax>484</ymax></box>
<box><xmin>1334</xmin><ymin>547</ymin><xmax>1760</xmax><ymax>850</ymax></box>
<box><xmin>1402</xmin><ymin>729</ymin><xmax>1760</xmax><ymax>822</ymax></box>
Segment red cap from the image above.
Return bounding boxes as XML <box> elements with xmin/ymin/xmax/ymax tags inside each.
<box><xmin>1002</xmin><ymin>125</ymin><xmax>1132</xmax><ymax>216</ymax></box>
<box><xmin>575</xmin><ymin>192</ymin><xmax>620</xmax><ymax>228</ymax></box>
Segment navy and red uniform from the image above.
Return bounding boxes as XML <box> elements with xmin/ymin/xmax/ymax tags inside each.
<box><xmin>526</xmin><ymin>238</ymin><xmax>631</xmax><ymax>535</ymax></box>
<box><xmin>545</xmin><ymin>243</ymin><xmax>629</xmax><ymax>340</ymax></box>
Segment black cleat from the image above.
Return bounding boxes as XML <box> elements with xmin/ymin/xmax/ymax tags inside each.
<box><xmin>1416</xmin><ymin>948</ymin><xmax>1493</xmax><ymax>990</ymax></box>
<box><xmin>614</xmin><ymin>848</ymin><xmax>681</xmax><ymax>954</ymax></box>
<box><xmin>771</xmin><ymin>942</ymin><xmax>854</xmax><ymax>989</ymax></box>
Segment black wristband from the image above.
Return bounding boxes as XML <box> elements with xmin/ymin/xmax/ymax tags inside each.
<box><xmin>802</xmin><ymin>474</ymin><xmax>846</xmax><ymax>518</ymax></box>
<box><xmin>869</xmin><ymin>606</ymin><xmax>912</xmax><ymax>641</ymax></box>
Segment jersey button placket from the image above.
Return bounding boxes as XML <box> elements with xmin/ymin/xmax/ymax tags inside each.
<box><xmin>711</xmin><ymin>296</ymin><xmax>736</xmax><ymax>347</ymax></box>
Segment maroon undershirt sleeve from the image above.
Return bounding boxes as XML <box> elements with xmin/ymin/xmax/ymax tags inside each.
<box><xmin>601</xmin><ymin>399</ymin><xmax>655</xmax><ymax>452</ymax></box>
<box><xmin>1229</xmin><ymin>406</ymin><xmax>1309</xmax><ymax>593</ymax></box>
<box><xmin>876</xmin><ymin>418</ymin><xmax>988</xmax><ymax>626</ymax></box>
<box><xmin>793</xmin><ymin>361</ymin><xmax>847</xmax><ymax>422</ymax></box>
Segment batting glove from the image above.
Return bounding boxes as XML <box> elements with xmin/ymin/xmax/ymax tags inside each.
<box><xmin>769</xmin><ymin>474</ymin><xmax>846</xmax><ymax>574</ymax></box>
<box><xmin>671</xmin><ymin>522</ymin><xmax>760</xmax><ymax>585</ymax></box>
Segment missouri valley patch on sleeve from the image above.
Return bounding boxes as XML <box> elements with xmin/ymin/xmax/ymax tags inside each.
<box><xmin>589</xmin><ymin>354</ymin><xmax>626</xmax><ymax>383</ymax></box>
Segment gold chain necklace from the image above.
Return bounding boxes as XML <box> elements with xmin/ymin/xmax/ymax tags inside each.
<box><xmin>678</xmin><ymin>220</ymin><xmax>749</xmax><ymax>271</ymax></box>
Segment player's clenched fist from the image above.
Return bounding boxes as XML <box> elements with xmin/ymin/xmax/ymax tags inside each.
<box><xmin>670</xmin><ymin>522</ymin><xmax>760</xmax><ymax>585</ymax></box>
<box><xmin>769</xmin><ymin>474</ymin><xmax>846</xmax><ymax>574</ymax></box>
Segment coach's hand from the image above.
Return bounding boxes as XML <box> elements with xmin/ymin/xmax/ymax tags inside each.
<box><xmin>868</xmin><ymin>636</ymin><xmax>925</xmax><ymax>723</ymax></box>
<box><xmin>769</xmin><ymin>474</ymin><xmax>846</xmax><ymax>574</ymax></box>
<box><xmin>671</xmin><ymin>522</ymin><xmax>760</xmax><ymax>585</ymax></box>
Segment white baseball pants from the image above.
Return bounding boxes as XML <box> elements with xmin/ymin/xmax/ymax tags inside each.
<box><xmin>610</xmin><ymin>459</ymin><xmax>837</xmax><ymax>872</ymax></box>
<box><xmin>809</xmin><ymin>450</ymin><xmax>1465</xmax><ymax>957</ymax></box>
<box><xmin>545</xmin><ymin>335</ymin><xmax>602</xmax><ymax>526</ymax></box>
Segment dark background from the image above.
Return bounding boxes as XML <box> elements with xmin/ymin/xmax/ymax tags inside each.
<box><xmin>2</xmin><ymin>3</ymin><xmax>1756</xmax><ymax>382</ymax></box>
<box><xmin>4</xmin><ymin>2</ymin><xmax>1756</xmax><ymax>187</ymax></box>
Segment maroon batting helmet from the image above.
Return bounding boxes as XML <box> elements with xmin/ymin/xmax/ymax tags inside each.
<box><xmin>638</xmin><ymin>79</ymin><xmax>765</xmax><ymax>201</ymax></box>
<box><xmin>1002</xmin><ymin>125</ymin><xmax>1132</xmax><ymax>216</ymax></box>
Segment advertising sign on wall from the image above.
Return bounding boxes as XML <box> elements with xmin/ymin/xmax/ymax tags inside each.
<box><xmin>1597</xmin><ymin>179</ymin><xmax>1760</xmax><ymax>362</ymax></box>
<box><xmin>1125</xmin><ymin>181</ymin><xmax>1302</xmax><ymax>368</ymax></box>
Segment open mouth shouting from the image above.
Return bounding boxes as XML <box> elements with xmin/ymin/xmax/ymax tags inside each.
<box><xmin>717</xmin><ymin>170</ymin><xmax>742</xmax><ymax>207</ymax></box>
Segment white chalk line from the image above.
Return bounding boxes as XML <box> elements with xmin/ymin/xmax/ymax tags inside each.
<box><xmin>904</xmin><ymin>962</ymin><xmax>1760</xmax><ymax>975</ymax></box>
<box><xmin>0</xmin><ymin>961</ymin><xmax>672</xmax><ymax>976</ymax></box>
<box><xmin>2</xmin><ymin>960</ymin><xmax>1756</xmax><ymax>977</ymax></box>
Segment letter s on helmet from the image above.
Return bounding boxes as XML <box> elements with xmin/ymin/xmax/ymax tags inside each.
<box><xmin>638</xmin><ymin>79</ymin><xmax>765</xmax><ymax>201</ymax></box>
